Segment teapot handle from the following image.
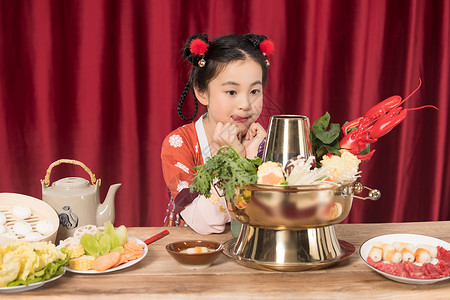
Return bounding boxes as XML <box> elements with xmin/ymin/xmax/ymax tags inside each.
<box><xmin>42</xmin><ymin>159</ymin><xmax>100</xmax><ymax>187</ymax></box>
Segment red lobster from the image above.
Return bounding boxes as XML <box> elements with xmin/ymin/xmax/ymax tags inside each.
<box><xmin>339</xmin><ymin>79</ymin><xmax>437</xmax><ymax>161</ymax></box>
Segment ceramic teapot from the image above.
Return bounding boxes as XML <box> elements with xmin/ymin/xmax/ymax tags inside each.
<box><xmin>41</xmin><ymin>159</ymin><xmax>121</xmax><ymax>240</ymax></box>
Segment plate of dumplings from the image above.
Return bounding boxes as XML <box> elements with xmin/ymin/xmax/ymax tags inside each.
<box><xmin>0</xmin><ymin>193</ymin><xmax>59</xmax><ymax>246</ymax></box>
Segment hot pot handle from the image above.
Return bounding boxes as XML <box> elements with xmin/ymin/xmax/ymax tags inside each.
<box><xmin>352</xmin><ymin>182</ymin><xmax>381</xmax><ymax>201</ymax></box>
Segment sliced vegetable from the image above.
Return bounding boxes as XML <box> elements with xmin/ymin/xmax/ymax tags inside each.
<box><xmin>104</xmin><ymin>221</ymin><xmax>121</xmax><ymax>249</ymax></box>
<box><xmin>99</xmin><ymin>235</ymin><xmax>112</xmax><ymax>256</ymax></box>
<box><xmin>80</xmin><ymin>233</ymin><xmax>100</xmax><ymax>257</ymax></box>
<box><xmin>115</xmin><ymin>225</ymin><xmax>128</xmax><ymax>246</ymax></box>
<box><xmin>93</xmin><ymin>251</ymin><xmax>121</xmax><ymax>272</ymax></box>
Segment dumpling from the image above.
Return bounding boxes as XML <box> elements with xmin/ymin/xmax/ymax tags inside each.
<box><xmin>0</xmin><ymin>224</ymin><xmax>6</xmax><ymax>234</ymax></box>
<box><xmin>0</xmin><ymin>212</ymin><xmax>6</xmax><ymax>225</ymax></box>
<box><xmin>36</xmin><ymin>220</ymin><xmax>55</xmax><ymax>235</ymax></box>
<box><xmin>1</xmin><ymin>232</ymin><xmax>18</xmax><ymax>240</ymax></box>
<box><xmin>13</xmin><ymin>221</ymin><xmax>33</xmax><ymax>236</ymax></box>
<box><xmin>12</xmin><ymin>204</ymin><xmax>32</xmax><ymax>219</ymax></box>
<box><xmin>24</xmin><ymin>232</ymin><xmax>43</xmax><ymax>241</ymax></box>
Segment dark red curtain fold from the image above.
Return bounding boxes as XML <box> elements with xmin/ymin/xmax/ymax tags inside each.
<box><xmin>0</xmin><ymin>0</ymin><xmax>448</xmax><ymax>226</ymax></box>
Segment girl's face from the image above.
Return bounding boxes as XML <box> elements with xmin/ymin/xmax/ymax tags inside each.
<box><xmin>197</xmin><ymin>58</ymin><xmax>263</xmax><ymax>136</ymax></box>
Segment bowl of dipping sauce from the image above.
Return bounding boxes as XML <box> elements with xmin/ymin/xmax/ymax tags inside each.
<box><xmin>166</xmin><ymin>240</ymin><xmax>224</xmax><ymax>269</ymax></box>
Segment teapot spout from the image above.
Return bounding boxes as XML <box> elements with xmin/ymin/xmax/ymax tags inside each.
<box><xmin>96</xmin><ymin>183</ymin><xmax>121</xmax><ymax>226</ymax></box>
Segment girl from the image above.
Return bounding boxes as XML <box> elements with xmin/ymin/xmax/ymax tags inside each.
<box><xmin>161</xmin><ymin>33</ymin><xmax>274</xmax><ymax>234</ymax></box>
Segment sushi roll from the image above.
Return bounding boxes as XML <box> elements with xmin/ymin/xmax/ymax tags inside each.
<box><xmin>0</xmin><ymin>212</ymin><xmax>6</xmax><ymax>225</ymax></box>
<box><xmin>12</xmin><ymin>204</ymin><xmax>32</xmax><ymax>219</ymax></box>
<box><xmin>257</xmin><ymin>161</ymin><xmax>285</xmax><ymax>185</ymax></box>
<box><xmin>368</xmin><ymin>246</ymin><xmax>383</xmax><ymax>262</ymax></box>
<box><xmin>414</xmin><ymin>248</ymin><xmax>431</xmax><ymax>263</ymax></box>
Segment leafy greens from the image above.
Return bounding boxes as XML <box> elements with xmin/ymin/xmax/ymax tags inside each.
<box><xmin>7</xmin><ymin>250</ymin><xmax>69</xmax><ymax>287</ymax></box>
<box><xmin>311</xmin><ymin>112</ymin><xmax>341</xmax><ymax>166</ymax></box>
<box><xmin>190</xmin><ymin>146</ymin><xmax>262</xmax><ymax>201</ymax></box>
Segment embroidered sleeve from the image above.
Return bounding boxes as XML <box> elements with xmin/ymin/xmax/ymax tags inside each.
<box><xmin>161</xmin><ymin>128</ymin><xmax>200</xmax><ymax>211</ymax></box>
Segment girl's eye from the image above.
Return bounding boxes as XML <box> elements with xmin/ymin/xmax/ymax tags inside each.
<box><xmin>250</xmin><ymin>89</ymin><xmax>261</xmax><ymax>95</ymax></box>
<box><xmin>226</xmin><ymin>90</ymin><xmax>237</xmax><ymax>96</ymax></box>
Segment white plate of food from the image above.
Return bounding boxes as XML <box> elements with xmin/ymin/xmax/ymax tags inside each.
<box><xmin>64</xmin><ymin>236</ymin><xmax>148</xmax><ymax>274</ymax></box>
<box><xmin>360</xmin><ymin>233</ymin><xmax>450</xmax><ymax>284</ymax></box>
<box><xmin>0</xmin><ymin>272</ymin><xmax>64</xmax><ymax>294</ymax></box>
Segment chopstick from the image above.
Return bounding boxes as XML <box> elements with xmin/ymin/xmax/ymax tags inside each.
<box><xmin>144</xmin><ymin>229</ymin><xmax>169</xmax><ymax>245</ymax></box>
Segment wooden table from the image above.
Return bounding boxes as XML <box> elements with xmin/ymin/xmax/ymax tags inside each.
<box><xmin>5</xmin><ymin>221</ymin><xmax>450</xmax><ymax>299</ymax></box>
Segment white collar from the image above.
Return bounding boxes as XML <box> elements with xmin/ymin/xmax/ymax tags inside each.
<box><xmin>195</xmin><ymin>114</ymin><xmax>211</xmax><ymax>163</ymax></box>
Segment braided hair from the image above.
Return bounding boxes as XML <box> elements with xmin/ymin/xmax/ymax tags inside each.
<box><xmin>177</xmin><ymin>33</ymin><xmax>272</xmax><ymax>121</ymax></box>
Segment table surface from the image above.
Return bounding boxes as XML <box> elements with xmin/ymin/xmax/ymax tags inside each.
<box><xmin>4</xmin><ymin>221</ymin><xmax>450</xmax><ymax>299</ymax></box>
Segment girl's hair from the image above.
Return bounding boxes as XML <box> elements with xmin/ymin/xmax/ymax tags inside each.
<box><xmin>177</xmin><ymin>33</ymin><xmax>272</xmax><ymax>121</ymax></box>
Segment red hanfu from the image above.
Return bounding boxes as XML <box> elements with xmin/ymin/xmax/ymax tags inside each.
<box><xmin>161</xmin><ymin>115</ymin><xmax>230</xmax><ymax>234</ymax></box>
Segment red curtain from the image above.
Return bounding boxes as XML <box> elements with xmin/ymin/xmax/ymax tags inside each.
<box><xmin>0</xmin><ymin>0</ymin><xmax>448</xmax><ymax>226</ymax></box>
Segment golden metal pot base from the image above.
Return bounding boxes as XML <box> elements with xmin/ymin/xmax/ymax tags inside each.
<box><xmin>223</xmin><ymin>238</ymin><xmax>354</xmax><ymax>272</ymax></box>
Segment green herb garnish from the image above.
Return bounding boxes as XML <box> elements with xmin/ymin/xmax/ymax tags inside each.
<box><xmin>311</xmin><ymin>112</ymin><xmax>341</xmax><ymax>166</ymax></box>
<box><xmin>190</xmin><ymin>146</ymin><xmax>262</xmax><ymax>200</ymax></box>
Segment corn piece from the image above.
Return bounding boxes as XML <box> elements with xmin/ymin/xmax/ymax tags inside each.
<box><xmin>66</xmin><ymin>244</ymin><xmax>85</xmax><ymax>259</ymax></box>
<box><xmin>69</xmin><ymin>255</ymin><xmax>95</xmax><ymax>271</ymax></box>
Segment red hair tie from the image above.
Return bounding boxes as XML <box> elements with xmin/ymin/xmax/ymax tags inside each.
<box><xmin>190</xmin><ymin>38</ymin><xmax>209</xmax><ymax>55</ymax></box>
<box><xmin>260</xmin><ymin>40</ymin><xmax>274</xmax><ymax>56</ymax></box>
<box><xmin>190</xmin><ymin>38</ymin><xmax>209</xmax><ymax>67</ymax></box>
<box><xmin>260</xmin><ymin>40</ymin><xmax>274</xmax><ymax>66</ymax></box>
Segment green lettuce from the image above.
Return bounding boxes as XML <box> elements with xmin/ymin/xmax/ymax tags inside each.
<box><xmin>7</xmin><ymin>250</ymin><xmax>69</xmax><ymax>287</ymax></box>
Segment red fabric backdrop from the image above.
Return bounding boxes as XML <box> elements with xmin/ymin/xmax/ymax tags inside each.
<box><xmin>0</xmin><ymin>0</ymin><xmax>448</xmax><ymax>226</ymax></box>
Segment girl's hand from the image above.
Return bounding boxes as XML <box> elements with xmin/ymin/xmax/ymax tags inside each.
<box><xmin>242</xmin><ymin>123</ymin><xmax>267</xmax><ymax>159</ymax></box>
<box><xmin>210</xmin><ymin>122</ymin><xmax>245</xmax><ymax>157</ymax></box>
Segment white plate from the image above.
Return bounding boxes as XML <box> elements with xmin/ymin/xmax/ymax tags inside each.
<box><xmin>65</xmin><ymin>236</ymin><xmax>148</xmax><ymax>274</ymax></box>
<box><xmin>360</xmin><ymin>233</ymin><xmax>450</xmax><ymax>284</ymax></box>
<box><xmin>0</xmin><ymin>272</ymin><xmax>64</xmax><ymax>293</ymax></box>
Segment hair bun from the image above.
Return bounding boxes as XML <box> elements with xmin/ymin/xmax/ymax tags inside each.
<box><xmin>245</xmin><ymin>34</ymin><xmax>268</xmax><ymax>48</ymax></box>
<box><xmin>183</xmin><ymin>33</ymin><xmax>209</xmax><ymax>66</ymax></box>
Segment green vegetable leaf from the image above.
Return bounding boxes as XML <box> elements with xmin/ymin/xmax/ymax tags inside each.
<box><xmin>115</xmin><ymin>225</ymin><xmax>128</xmax><ymax>246</ymax></box>
<box><xmin>99</xmin><ymin>234</ymin><xmax>112</xmax><ymax>256</ymax></box>
<box><xmin>312</xmin><ymin>112</ymin><xmax>340</xmax><ymax>144</ymax></box>
<box><xmin>311</xmin><ymin>112</ymin><xmax>342</xmax><ymax>163</ymax></box>
<box><xmin>314</xmin><ymin>122</ymin><xmax>340</xmax><ymax>144</ymax></box>
<box><xmin>190</xmin><ymin>146</ymin><xmax>261</xmax><ymax>200</ymax></box>
<box><xmin>7</xmin><ymin>250</ymin><xmax>69</xmax><ymax>287</ymax></box>
<box><xmin>80</xmin><ymin>233</ymin><xmax>100</xmax><ymax>257</ymax></box>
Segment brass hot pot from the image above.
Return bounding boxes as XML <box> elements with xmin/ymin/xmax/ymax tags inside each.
<box><xmin>224</xmin><ymin>181</ymin><xmax>379</xmax><ymax>271</ymax></box>
<box><xmin>222</xmin><ymin>115</ymin><xmax>380</xmax><ymax>271</ymax></box>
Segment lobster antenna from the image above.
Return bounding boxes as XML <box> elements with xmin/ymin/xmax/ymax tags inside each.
<box><xmin>397</xmin><ymin>78</ymin><xmax>422</xmax><ymax>106</ymax></box>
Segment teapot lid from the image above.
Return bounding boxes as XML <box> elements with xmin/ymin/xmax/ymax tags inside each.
<box><xmin>52</xmin><ymin>177</ymin><xmax>94</xmax><ymax>190</ymax></box>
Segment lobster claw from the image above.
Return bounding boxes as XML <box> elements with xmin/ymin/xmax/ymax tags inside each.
<box><xmin>338</xmin><ymin>78</ymin><xmax>437</xmax><ymax>161</ymax></box>
<box><xmin>352</xmin><ymin>182</ymin><xmax>381</xmax><ymax>201</ymax></box>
